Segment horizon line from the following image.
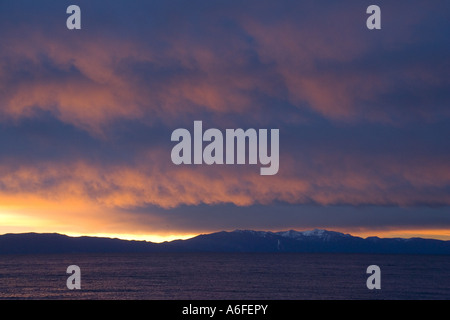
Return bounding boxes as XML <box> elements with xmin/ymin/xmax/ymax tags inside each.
<box><xmin>1</xmin><ymin>228</ymin><xmax>450</xmax><ymax>242</ymax></box>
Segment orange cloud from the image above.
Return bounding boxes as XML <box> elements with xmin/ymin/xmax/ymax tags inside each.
<box><xmin>0</xmin><ymin>149</ymin><xmax>448</xmax><ymax>212</ymax></box>
<box><xmin>0</xmin><ymin>140</ymin><xmax>448</xmax><ymax>240</ymax></box>
<box><xmin>0</xmin><ymin>1</ymin><xmax>449</xmax><ymax>241</ymax></box>
<box><xmin>1</xmin><ymin>0</ymin><xmax>448</xmax><ymax>139</ymax></box>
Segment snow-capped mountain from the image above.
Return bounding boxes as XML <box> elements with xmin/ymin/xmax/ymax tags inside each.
<box><xmin>274</xmin><ymin>229</ymin><xmax>352</xmax><ymax>240</ymax></box>
<box><xmin>229</xmin><ymin>229</ymin><xmax>353</xmax><ymax>242</ymax></box>
<box><xmin>1</xmin><ymin>229</ymin><xmax>450</xmax><ymax>254</ymax></box>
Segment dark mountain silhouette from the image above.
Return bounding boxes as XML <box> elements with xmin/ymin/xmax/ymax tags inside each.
<box><xmin>1</xmin><ymin>229</ymin><xmax>450</xmax><ymax>255</ymax></box>
<box><xmin>0</xmin><ymin>232</ymin><xmax>160</xmax><ymax>254</ymax></box>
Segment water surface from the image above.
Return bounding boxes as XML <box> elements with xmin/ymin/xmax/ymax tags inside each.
<box><xmin>0</xmin><ymin>253</ymin><xmax>448</xmax><ymax>299</ymax></box>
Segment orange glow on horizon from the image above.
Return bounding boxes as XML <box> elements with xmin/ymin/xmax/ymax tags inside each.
<box><xmin>2</xmin><ymin>216</ymin><xmax>450</xmax><ymax>243</ymax></box>
<box><xmin>349</xmin><ymin>229</ymin><xmax>450</xmax><ymax>241</ymax></box>
<box><xmin>1</xmin><ymin>194</ymin><xmax>449</xmax><ymax>243</ymax></box>
<box><xmin>62</xmin><ymin>232</ymin><xmax>199</xmax><ymax>243</ymax></box>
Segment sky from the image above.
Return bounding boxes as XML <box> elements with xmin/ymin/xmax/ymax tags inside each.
<box><xmin>0</xmin><ymin>0</ymin><xmax>449</xmax><ymax>242</ymax></box>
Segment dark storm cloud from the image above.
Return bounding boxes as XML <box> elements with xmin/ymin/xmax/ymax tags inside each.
<box><xmin>0</xmin><ymin>0</ymin><xmax>449</xmax><ymax>235</ymax></box>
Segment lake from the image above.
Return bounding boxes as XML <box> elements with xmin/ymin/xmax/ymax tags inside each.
<box><xmin>0</xmin><ymin>253</ymin><xmax>449</xmax><ymax>299</ymax></box>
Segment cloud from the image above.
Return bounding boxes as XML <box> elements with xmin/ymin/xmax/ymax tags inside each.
<box><xmin>1</xmin><ymin>0</ymin><xmax>449</xmax><ymax>135</ymax></box>
<box><xmin>0</xmin><ymin>0</ymin><xmax>449</xmax><ymax>238</ymax></box>
<box><xmin>0</xmin><ymin>144</ymin><xmax>448</xmax><ymax>211</ymax></box>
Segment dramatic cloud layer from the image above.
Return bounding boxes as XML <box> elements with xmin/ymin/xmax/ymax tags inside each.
<box><xmin>0</xmin><ymin>0</ymin><xmax>449</xmax><ymax>240</ymax></box>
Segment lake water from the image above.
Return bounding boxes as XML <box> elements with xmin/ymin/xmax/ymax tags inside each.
<box><xmin>0</xmin><ymin>253</ymin><xmax>449</xmax><ymax>300</ymax></box>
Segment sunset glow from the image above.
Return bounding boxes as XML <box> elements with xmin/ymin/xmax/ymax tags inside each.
<box><xmin>0</xmin><ymin>0</ymin><xmax>449</xmax><ymax>243</ymax></box>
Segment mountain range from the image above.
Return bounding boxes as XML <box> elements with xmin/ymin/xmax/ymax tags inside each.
<box><xmin>1</xmin><ymin>229</ymin><xmax>450</xmax><ymax>255</ymax></box>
